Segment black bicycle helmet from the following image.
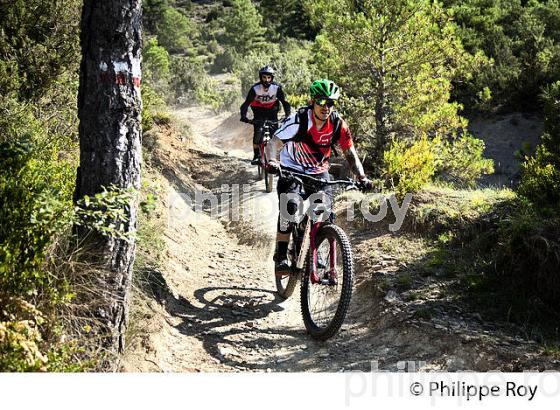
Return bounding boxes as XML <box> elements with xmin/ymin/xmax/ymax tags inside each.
<box><xmin>259</xmin><ymin>65</ymin><xmax>275</xmax><ymax>78</ymax></box>
<box><xmin>259</xmin><ymin>65</ymin><xmax>275</xmax><ymax>87</ymax></box>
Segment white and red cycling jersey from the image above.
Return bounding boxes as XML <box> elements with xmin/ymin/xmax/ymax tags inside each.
<box><xmin>250</xmin><ymin>83</ymin><xmax>280</xmax><ymax>109</ymax></box>
<box><xmin>274</xmin><ymin>108</ymin><xmax>353</xmax><ymax>174</ymax></box>
<box><xmin>240</xmin><ymin>82</ymin><xmax>291</xmax><ymax>120</ymax></box>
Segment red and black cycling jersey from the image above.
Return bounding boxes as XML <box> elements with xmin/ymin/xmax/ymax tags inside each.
<box><xmin>240</xmin><ymin>82</ymin><xmax>291</xmax><ymax>120</ymax></box>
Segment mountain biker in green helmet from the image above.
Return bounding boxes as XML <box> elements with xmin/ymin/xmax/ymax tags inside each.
<box><xmin>266</xmin><ymin>79</ymin><xmax>372</xmax><ymax>275</ymax></box>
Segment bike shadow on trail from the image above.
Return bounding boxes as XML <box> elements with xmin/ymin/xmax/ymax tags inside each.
<box><xmin>143</xmin><ymin>267</ymin><xmax>324</xmax><ymax>371</ymax></box>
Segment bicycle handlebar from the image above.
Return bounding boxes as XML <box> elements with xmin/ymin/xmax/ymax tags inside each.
<box><xmin>278</xmin><ymin>168</ymin><xmax>364</xmax><ymax>190</ymax></box>
<box><xmin>248</xmin><ymin>119</ymin><xmax>280</xmax><ymax>126</ymax></box>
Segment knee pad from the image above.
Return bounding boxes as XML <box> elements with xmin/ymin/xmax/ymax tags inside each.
<box><xmin>286</xmin><ymin>200</ymin><xmax>298</xmax><ymax>216</ymax></box>
<box><xmin>277</xmin><ymin>199</ymin><xmax>300</xmax><ymax>234</ymax></box>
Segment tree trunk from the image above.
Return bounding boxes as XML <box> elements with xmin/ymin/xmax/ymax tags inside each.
<box><xmin>76</xmin><ymin>0</ymin><xmax>142</xmax><ymax>361</ymax></box>
<box><xmin>375</xmin><ymin>48</ymin><xmax>388</xmax><ymax>169</ymax></box>
<box><xmin>374</xmin><ymin>83</ymin><xmax>387</xmax><ymax>165</ymax></box>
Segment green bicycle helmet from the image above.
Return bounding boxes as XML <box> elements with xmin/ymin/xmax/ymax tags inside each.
<box><xmin>308</xmin><ymin>79</ymin><xmax>341</xmax><ymax>100</ymax></box>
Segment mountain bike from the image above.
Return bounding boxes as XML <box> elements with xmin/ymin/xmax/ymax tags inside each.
<box><xmin>274</xmin><ymin>168</ymin><xmax>367</xmax><ymax>340</ymax></box>
<box><xmin>250</xmin><ymin>119</ymin><xmax>278</xmax><ymax>193</ymax></box>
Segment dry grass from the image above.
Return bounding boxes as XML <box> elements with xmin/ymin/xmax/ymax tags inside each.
<box><xmin>43</xmin><ymin>233</ymin><xmax>124</xmax><ymax>370</ymax></box>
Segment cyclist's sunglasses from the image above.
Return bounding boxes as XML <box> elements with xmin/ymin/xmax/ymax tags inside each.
<box><xmin>314</xmin><ymin>99</ymin><xmax>337</xmax><ymax>108</ymax></box>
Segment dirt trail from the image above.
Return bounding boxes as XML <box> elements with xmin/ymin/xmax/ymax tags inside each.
<box><xmin>123</xmin><ymin>106</ymin><xmax>344</xmax><ymax>371</ymax></box>
<box><xmin>122</xmin><ymin>106</ymin><xmax>558</xmax><ymax>372</ymax></box>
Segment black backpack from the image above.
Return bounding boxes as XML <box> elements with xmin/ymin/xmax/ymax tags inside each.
<box><xmin>291</xmin><ymin>106</ymin><xmax>343</xmax><ymax>157</ymax></box>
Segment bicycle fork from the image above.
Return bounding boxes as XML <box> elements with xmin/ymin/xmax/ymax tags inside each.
<box><xmin>297</xmin><ymin>220</ymin><xmax>338</xmax><ymax>285</ymax></box>
<box><xmin>259</xmin><ymin>142</ymin><xmax>267</xmax><ymax>167</ymax></box>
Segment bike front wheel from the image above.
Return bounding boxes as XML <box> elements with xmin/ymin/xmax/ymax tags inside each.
<box><xmin>300</xmin><ymin>224</ymin><xmax>354</xmax><ymax>340</ymax></box>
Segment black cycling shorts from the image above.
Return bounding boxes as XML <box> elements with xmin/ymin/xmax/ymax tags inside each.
<box><xmin>276</xmin><ymin>168</ymin><xmax>334</xmax><ymax>234</ymax></box>
<box><xmin>252</xmin><ymin>121</ymin><xmax>279</xmax><ymax>145</ymax></box>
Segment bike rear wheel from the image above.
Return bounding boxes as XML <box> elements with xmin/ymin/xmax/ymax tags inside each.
<box><xmin>265</xmin><ymin>169</ymin><xmax>273</xmax><ymax>193</ymax></box>
<box><xmin>300</xmin><ymin>224</ymin><xmax>353</xmax><ymax>340</ymax></box>
<box><xmin>275</xmin><ymin>227</ymin><xmax>300</xmax><ymax>300</ymax></box>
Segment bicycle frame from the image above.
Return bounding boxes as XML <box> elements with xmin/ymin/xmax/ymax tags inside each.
<box><xmin>294</xmin><ymin>216</ymin><xmax>336</xmax><ymax>285</ymax></box>
<box><xmin>258</xmin><ymin>138</ymin><xmax>268</xmax><ymax>168</ymax></box>
<box><xmin>253</xmin><ymin>120</ymin><xmax>277</xmax><ymax>169</ymax></box>
<box><xmin>280</xmin><ymin>169</ymin><xmax>359</xmax><ymax>285</ymax></box>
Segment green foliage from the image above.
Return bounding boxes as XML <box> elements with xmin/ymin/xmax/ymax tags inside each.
<box><xmin>286</xmin><ymin>94</ymin><xmax>309</xmax><ymax>109</ymax></box>
<box><xmin>193</xmin><ymin>77</ymin><xmax>223</xmax><ymax>110</ymax></box>
<box><xmin>434</xmin><ymin>134</ymin><xmax>494</xmax><ymax>187</ymax></box>
<box><xmin>220</xmin><ymin>0</ymin><xmax>266</xmax><ymax>54</ymax></box>
<box><xmin>169</xmin><ymin>56</ymin><xmax>209</xmax><ymax>101</ymax></box>
<box><xmin>519</xmin><ymin>153</ymin><xmax>560</xmax><ymax>207</ymax></box>
<box><xmin>143</xmin><ymin>38</ymin><xmax>171</xmax><ymax>87</ymax></box>
<box><xmin>258</xmin><ymin>0</ymin><xmax>319</xmax><ymax>41</ymax></box>
<box><xmin>143</xmin><ymin>0</ymin><xmax>170</xmax><ymax>34</ymax></box>
<box><xmin>0</xmin><ymin>132</ymin><xmax>135</xmax><ymax>370</ymax></box>
<box><xmin>310</xmin><ymin>0</ymin><xmax>486</xmax><ymax>168</ymax></box>
<box><xmin>74</xmin><ymin>186</ymin><xmax>137</xmax><ymax>241</ymax></box>
<box><xmin>384</xmin><ymin>136</ymin><xmax>436</xmax><ymax>197</ymax></box>
<box><xmin>0</xmin><ymin>82</ymin><xmax>133</xmax><ymax>374</ymax></box>
<box><xmin>383</xmin><ymin>132</ymin><xmax>493</xmax><ymax>196</ymax></box>
<box><xmin>519</xmin><ymin>81</ymin><xmax>560</xmax><ymax>207</ymax></box>
<box><xmin>490</xmin><ymin>200</ymin><xmax>560</xmax><ymax>326</ymax></box>
<box><xmin>0</xmin><ymin>135</ymin><xmax>75</xmax><ymax>297</ymax></box>
<box><xmin>535</xmin><ymin>81</ymin><xmax>560</xmax><ymax>164</ymax></box>
<box><xmin>160</xmin><ymin>55</ymin><xmax>239</xmax><ymax>110</ymax></box>
<box><xmin>141</xmin><ymin>39</ymin><xmax>172</xmax><ymax>128</ymax></box>
<box><xmin>141</xmin><ymin>82</ymin><xmax>166</xmax><ymax>132</ymax></box>
<box><xmin>158</xmin><ymin>7</ymin><xmax>195</xmax><ymax>53</ymax></box>
<box><xmin>236</xmin><ymin>39</ymin><xmax>317</xmax><ymax>102</ymax></box>
<box><xmin>411</xmin><ymin>185</ymin><xmax>516</xmax><ymax>233</ymax></box>
<box><xmin>1</xmin><ymin>0</ymin><xmax>158</xmax><ymax>372</ymax></box>
<box><xmin>403</xmin><ymin>186</ymin><xmax>560</xmax><ymax>338</ymax></box>
<box><xmin>211</xmin><ymin>48</ymin><xmax>240</xmax><ymax>74</ymax></box>
<box><xmin>153</xmin><ymin>111</ymin><xmax>172</xmax><ymax>126</ymax></box>
<box><xmin>444</xmin><ymin>0</ymin><xmax>560</xmax><ymax>110</ymax></box>
<box><xmin>0</xmin><ymin>296</ymin><xmax>93</xmax><ymax>372</ymax></box>
<box><xmin>0</xmin><ymin>298</ymin><xmax>48</xmax><ymax>371</ymax></box>
<box><xmin>0</xmin><ymin>137</ymin><xmax>135</xmax><ymax>296</ymax></box>
<box><xmin>193</xmin><ymin>76</ymin><xmax>240</xmax><ymax>112</ymax></box>
<box><xmin>0</xmin><ymin>0</ymin><xmax>81</xmax><ymax>100</ymax></box>
<box><xmin>135</xmin><ymin>174</ymin><xmax>166</xmax><ymax>272</ymax></box>
<box><xmin>0</xmin><ymin>128</ymin><xmax>88</xmax><ymax>373</ymax></box>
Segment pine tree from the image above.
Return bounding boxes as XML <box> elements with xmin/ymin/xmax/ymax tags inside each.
<box><xmin>313</xmin><ymin>0</ymin><xmax>480</xmax><ymax>166</ymax></box>
<box><xmin>76</xmin><ymin>0</ymin><xmax>143</xmax><ymax>362</ymax></box>
<box><xmin>158</xmin><ymin>7</ymin><xmax>195</xmax><ymax>53</ymax></box>
<box><xmin>443</xmin><ymin>0</ymin><xmax>560</xmax><ymax>110</ymax></box>
<box><xmin>0</xmin><ymin>0</ymin><xmax>81</xmax><ymax>100</ymax></box>
<box><xmin>258</xmin><ymin>0</ymin><xmax>318</xmax><ymax>41</ymax></box>
<box><xmin>221</xmin><ymin>0</ymin><xmax>266</xmax><ymax>55</ymax></box>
